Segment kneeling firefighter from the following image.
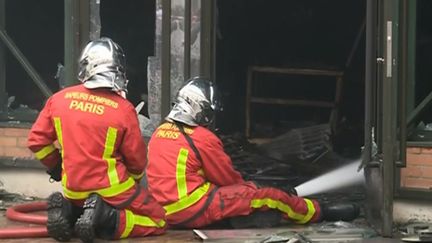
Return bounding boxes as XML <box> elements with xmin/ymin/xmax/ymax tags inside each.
<box><xmin>146</xmin><ymin>77</ymin><xmax>360</xmax><ymax>228</ymax></box>
<box><xmin>27</xmin><ymin>37</ymin><xmax>166</xmax><ymax>242</ymax></box>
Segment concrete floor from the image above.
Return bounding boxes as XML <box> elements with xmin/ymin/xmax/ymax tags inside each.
<box><xmin>0</xmin><ymin>221</ymin><xmax>408</xmax><ymax>242</ymax></box>
<box><xmin>0</xmin><ymin>168</ymin><xmax>422</xmax><ymax>242</ymax></box>
<box><xmin>0</xmin><ymin>208</ymin><xmax>405</xmax><ymax>243</ymax></box>
<box><xmin>0</xmin><ymin>168</ymin><xmax>62</xmax><ymax>199</ymax></box>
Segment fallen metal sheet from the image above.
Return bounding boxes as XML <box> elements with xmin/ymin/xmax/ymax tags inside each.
<box><xmin>257</xmin><ymin>124</ymin><xmax>331</xmax><ymax>161</ymax></box>
<box><xmin>400</xmin><ymin>223</ymin><xmax>432</xmax><ymax>242</ymax></box>
<box><xmin>0</xmin><ymin>189</ymin><xmax>35</xmax><ymax>210</ymax></box>
<box><xmin>193</xmin><ymin>223</ymin><xmax>377</xmax><ymax>243</ymax></box>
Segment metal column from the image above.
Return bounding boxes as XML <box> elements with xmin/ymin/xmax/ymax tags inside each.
<box><xmin>406</xmin><ymin>0</ymin><xmax>416</xmax><ymax>113</ymax></box>
<box><xmin>0</xmin><ymin>0</ymin><xmax>6</xmax><ymax>118</ymax></box>
<box><xmin>381</xmin><ymin>0</ymin><xmax>399</xmax><ymax>236</ymax></box>
<box><xmin>398</xmin><ymin>0</ymin><xmax>409</xmax><ymax>167</ymax></box>
<box><xmin>184</xmin><ymin>0</ymin><xmax>192</xmax><ymax>80</ymax></box>
<box><xmin>364</xmin><ymin>0</ymin><xmax>400</xmax><ymax>237</ymax></box>
<box><xmin>64</xmin><ymin>0</ymin><xmax>90</xmax><ymax>87</ymax></box>
<box><xmin>161</xmin><ymin>0</ymin><xmax>171</xmax><ymax>118</ymax></box>
<box><xmin>363</xmin><ymin>0</ymin><xmax>377</xmax><ymax>168</ymax></box>
<box><xmin>200</xmin><ymin>0</ymin><xmax>215</xmax><ymax>80</ymax></box>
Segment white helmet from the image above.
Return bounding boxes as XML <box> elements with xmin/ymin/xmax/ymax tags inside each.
<box><xmin>78</xmin><ymin>37</ymin><xmax>128</xmax><ymax>93</ymax></box>
<box><xmin>167</xmin><ymin>77</ymin><xmax>221</xmax><ymax>127</ymax></box>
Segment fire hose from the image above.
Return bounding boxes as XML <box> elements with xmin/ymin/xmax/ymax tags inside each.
<box><xmin>0</xmin><ymin>201</ymin><xmax>49</xmax><ymax>238</ymax></box>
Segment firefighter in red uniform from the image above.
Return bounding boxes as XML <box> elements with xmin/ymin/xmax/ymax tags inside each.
<box><xmin>27</xmin><ymin>37</ymin><xmax>166</xmax><ymax>242</ymax></box>
<box><xmin>147</xmin><ymin>77</ymin><xmax>359</xmax><ymax>228</ymax></box>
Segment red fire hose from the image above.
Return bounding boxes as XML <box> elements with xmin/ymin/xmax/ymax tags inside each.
<box><xmin>0</xmin><ymin>201</ymin><xmax>49</xmax><ymax>238</ymax></box>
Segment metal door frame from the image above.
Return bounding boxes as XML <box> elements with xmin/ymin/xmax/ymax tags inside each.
<box><xmin>363</xmin><ymin>0</ymin><xmax>404</xmax><ymax>237</ymax></box>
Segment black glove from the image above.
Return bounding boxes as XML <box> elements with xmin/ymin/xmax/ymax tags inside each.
<box><xmin>47</xmin><ymin>160</ymin><xmax>62</xmax><ymax>182</ymax></box>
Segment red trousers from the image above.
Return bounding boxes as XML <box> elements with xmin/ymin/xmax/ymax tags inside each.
<box><xmin>168</xmin><ymin>182</ymin><xmax>321</xmax><ymax>228</ymax></box>
<box><xmin>70</xmin><ymin>184</ymin><xmax>167</xmax><ymax>239</ymax></box>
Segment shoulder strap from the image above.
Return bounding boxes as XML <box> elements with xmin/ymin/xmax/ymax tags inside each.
<box><xmin>172</xmin><ymin>121</ymin><xmax>218</xmax><ymax>226</ymax></box>
<box><xmin>174</xmin><ymin>121</ymin><xmax>204</xmax><ymax>163</ymax></box>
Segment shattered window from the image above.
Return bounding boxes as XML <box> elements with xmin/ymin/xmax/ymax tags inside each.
<box><xmin>1</xmin><ymin>0</ymin><xmax>63</xmax><ymax>123</ymax></box>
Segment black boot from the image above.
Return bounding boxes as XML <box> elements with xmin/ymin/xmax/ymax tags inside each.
<box><xmin>47</xmin><ymin>192</ymin><xmax>83</xmax><ymax>242</ymax></box>
<box><xmin>75</xmin><ymin>193</ymin><xmax>119</xmax><ymax>243</ymax></box>
<box><xmin>229</xmin><ymin>210</ymin><xmax>282</xmax><ymax>229</ymax></box>
<box><xmin>320</xmin><ymin>202</ymin><xmax>360</xmax><ymax>222</ymax></box>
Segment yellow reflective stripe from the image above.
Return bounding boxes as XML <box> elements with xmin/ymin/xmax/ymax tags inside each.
<box><xmin>53</xmin><ymin>118</ymin><xmax>64</xmax><ymax>152</ymax></box>
<box><xmin>128</xmin><ymin>170</ymin><xmax>145</xmax><ymax>180</ymax></box>
<box><xmin>63</xmin><ymin>177</ymin><xmax>135</xmax><ymax>200</ymax></box>
<box><xmin>120</xmin><ymin>210</ymin><xmax>166</xmax><ymax>238</ymax></box>
<box><xmin>163</xmin><ymin>148</ymin><xmax>210</xmax><ymax>215</ymax></box>
<box><xmin>176</xmin><ymin>148</ymin><xmax>189</xmax><ymax>199</ymax></box>
<box><xmin>250</xmin><ymin>198</ymin><xmax>316</xmax><ymax>224</ymax></box>
<box><xmin>53</xmin><ymin>117</ymin><xmax>67</xmax><ymax>186</ymax></box>
<box><xmin>301</xmin><ymin>199</ymin><xmax>316</xmax><ymax>224</ymax></box>
<box><xmin>34</xmin><ymin>144</ymin><xmax>56</xmax><ymax>160</ymax></box>
<box><xmin>164</xmin><ymin>182</ymin><xmax>210</xmax><ymax>215</ymax></box>
<box><xmin>120</xmin><ymin>210</ymin><xmax>134</xmax><ymax>238</ymax></box>
<box><xmin>104</xmin><ymin>127</ymin><xmax>119</xmax><ymax>186</ymax></box>
<box><xmin>135</xmin><ymin>215</ymin><xmax>166</xmax><ymax>228</ymax></box>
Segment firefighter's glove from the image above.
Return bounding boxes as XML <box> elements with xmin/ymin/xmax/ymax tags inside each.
<box><xmin>47</xmin><ymin>160</ymin><xmax>62</xmax><ymax>182</ymax></box>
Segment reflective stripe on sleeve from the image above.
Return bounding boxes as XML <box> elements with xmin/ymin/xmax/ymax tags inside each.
<box><xmin>250</xmin><ymin>198</ymin><xmax>316</xmax><ymax>224</ymax></box>
<box><xmin>53</xmin><ymin>117</ymin><xmax>67</xmax><ymax>187</ymax></box>
<box><xmin>34</xmin><ymin>144</ymin><xmax>56</xmax><ymax>160</ymax></box>
<box><xmin>53</xmin><ymin>117</ymin><xmax>64</xmax><ymax>151</ymax></box>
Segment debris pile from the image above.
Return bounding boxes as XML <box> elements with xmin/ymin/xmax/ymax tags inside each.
<box><xmin>220</xmin><ymin>133</ymin><xmax>303</xmax><ymax>188</ymax></box>
<box><xmin>0</xmin><ymin>189</ymin><xmax>35</xmax><ymax>211</ymax></box>
<box><xmin>257</xmin><ymin>124</ymin><xmax>331</xmax><ymax>161</ymax></box>
<box><xmin>219</xmin><ymin>123</ymin><xmax>366</xmax><ymax>202</ymax></box>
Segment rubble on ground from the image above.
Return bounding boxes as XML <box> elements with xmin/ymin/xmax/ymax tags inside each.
<box><xmin>0</xmin><ymin>189</ymin><xmax>35</xmax><ymax>211</ymax></box>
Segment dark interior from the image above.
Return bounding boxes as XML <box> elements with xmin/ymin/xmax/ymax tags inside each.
<box><xmin>215</xmin><ymin>0</ymin><xmax>366</xmax><ymax>158</ymax></box>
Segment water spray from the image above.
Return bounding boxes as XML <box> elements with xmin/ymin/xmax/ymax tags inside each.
<box><xmin>295</xmin><ymin>159</ymin><xmax>364</xmax><ymax>197</ymax></box>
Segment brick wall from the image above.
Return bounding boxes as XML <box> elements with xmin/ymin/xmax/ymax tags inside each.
<box><xmin>401</xmin><ymin>147</ymin><xmax>432</xmax><ymax>189</ymax></box>
<box><xmin>0</xmin><ymin>127</ymin><xmax>34</xmax><ymax>159</ymax></box>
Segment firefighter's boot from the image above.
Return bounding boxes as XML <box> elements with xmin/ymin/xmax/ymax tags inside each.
<box><xmin>320</xmin><ymin>202</ymin><xmax>360</xmax><ymax>222</ymax></box>
<box><xmin>47</xmin><ymin>192</ymin><xmax>83</xmax><ymax>242</ymax></box>
<box><xmin>75</xmin><ymin>193</ymin><xmax>119</xmax><ymax>243</ymax></box>
<box><xmin>229</xmin><ymin>210</ymin><xmax>282</xmax><ymax>228</ymax></box>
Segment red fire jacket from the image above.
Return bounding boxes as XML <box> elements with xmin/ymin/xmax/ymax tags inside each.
<box><xmin>28</xmin><ymin>84</ymin><xmax>146</xmax><ymax>200</ymax></box>
<box><xmin>146</xmin><ymin>122</ymin><xmax>245</xmax><ymax>217</ymax></box>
